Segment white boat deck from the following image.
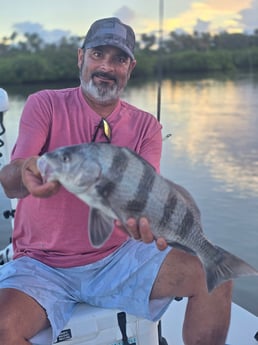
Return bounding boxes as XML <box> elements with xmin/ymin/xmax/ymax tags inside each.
<box><xmin>162</xmin><ymin>298</ymin><xmax>258</xmax><ymax>345</ymax></box>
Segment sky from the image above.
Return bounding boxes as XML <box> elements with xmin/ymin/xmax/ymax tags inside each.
<box><xmin>1</xmin><ymin>0</ymin><xmax>258</xmax><ymax>44</ymax></box>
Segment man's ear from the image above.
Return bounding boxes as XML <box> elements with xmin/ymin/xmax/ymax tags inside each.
<box><xmin>128</xmin><ymin>59</ymin><xmax>137</xmax><ymax>78</ymax></box>
<box><xmin>77</xmin><ymin>48</ymin><xmax>84</xmax><ymax>69</ymax></box>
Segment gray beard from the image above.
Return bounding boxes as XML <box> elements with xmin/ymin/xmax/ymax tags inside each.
<box><xmin>80</xmin><ymin>78</ymin><xmax>122</xmax><ymax>104</ymax></box>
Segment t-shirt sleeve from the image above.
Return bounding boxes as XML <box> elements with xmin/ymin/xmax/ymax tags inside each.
<box><xmin>11</xmin><ymin>92</ymin><xmax>52</xmax><ymax>160</ymax></box>
<box><xmin>136</xmin><ymin>115</ymin><xmax>163</xmax><ymax>173</ymax></box>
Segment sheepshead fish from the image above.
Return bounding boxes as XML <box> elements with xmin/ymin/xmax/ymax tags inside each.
<box><xmin>37</xmin><ymin>143</ymin><xmax>258</xmax><ymax>292</ymax></box>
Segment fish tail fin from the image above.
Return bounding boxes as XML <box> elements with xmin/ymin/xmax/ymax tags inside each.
<box><xmin>204</xmin><ymin>246</ymin><xmax>258</xmax><ymax>293</ymax></box>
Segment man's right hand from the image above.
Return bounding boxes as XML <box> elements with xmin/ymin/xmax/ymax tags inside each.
<box><xmin>22</xmin><ymin>156</ymin><xmax>61</xmax><ymax>198</ymax></box>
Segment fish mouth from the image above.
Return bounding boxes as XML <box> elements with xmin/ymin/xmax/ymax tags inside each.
<box><xmin>37</xmin><ymin>157</ymin><xmax>56</xmax><ymax>182</ymax></box>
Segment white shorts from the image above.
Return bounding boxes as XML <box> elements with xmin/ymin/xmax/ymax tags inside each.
<box><xmin>0</xmin><ymin>239</ymin><xmax>173</xmax><ymax>341</ymax></box>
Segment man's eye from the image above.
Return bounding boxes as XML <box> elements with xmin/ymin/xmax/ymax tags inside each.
<box><xmin>119</xmin><ymin>57</ymin><xmax>127</xmax><ymax>63</ymax></box>
<box><xmin>115</xmin><ymin>56</ymin><xmax>128</xmax><ymax>64</ymax></box>
<box><xmin>92</xmin><ymin>50</ymin><xmax>102</xmax><ymax>58</ymax></box>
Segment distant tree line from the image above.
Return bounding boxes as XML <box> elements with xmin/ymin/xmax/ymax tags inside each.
<box><xmin>0</xmin><ymin>29</ymin><xmax>258</xmax><ymax>85</ymax></box>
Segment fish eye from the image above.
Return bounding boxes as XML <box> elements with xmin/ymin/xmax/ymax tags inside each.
<box><xmin>61</xmin><ymin>154</ymin><xmax>70</xmax><ymax>163</ymax></box>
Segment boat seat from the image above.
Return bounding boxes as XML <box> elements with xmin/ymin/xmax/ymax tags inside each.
<box><xmin>30</xmin><ymin>303</ymin><xmax>160</xmax><ymax>345</ymax></box>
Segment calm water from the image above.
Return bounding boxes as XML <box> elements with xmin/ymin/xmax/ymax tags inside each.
<box><xmin>1</xmin><ymin>73</ymin><xmax>258</xmax><ymax>315</ymax></box>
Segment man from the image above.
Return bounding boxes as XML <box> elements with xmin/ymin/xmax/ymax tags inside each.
<box><xmin>0</xmin><ymin>17</ymin><xmax>232</xmax><ymax>345</ymax></box>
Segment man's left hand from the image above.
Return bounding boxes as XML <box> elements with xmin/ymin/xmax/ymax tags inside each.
<box><xmin>115</xmin><ymin>217</ymin><xmax>168</xmax><ymax>251</ymax></box>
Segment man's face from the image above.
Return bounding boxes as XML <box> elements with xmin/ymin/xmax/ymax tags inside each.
<box><xmin>78</xmin><ymin>45</ymin><xmax>136</xmax><ymax>104</ymax></box>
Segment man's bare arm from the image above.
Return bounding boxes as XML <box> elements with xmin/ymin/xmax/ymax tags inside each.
<box><xmin>0</xmin><ymin>159</ymin><xmax>29</xmax><ymax>198</ymax></box>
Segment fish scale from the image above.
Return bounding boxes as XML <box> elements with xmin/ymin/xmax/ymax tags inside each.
<box><xmin>37</xmin><ymin>142</ymin><xmax>258</xmax><ymax>292</ymax></box>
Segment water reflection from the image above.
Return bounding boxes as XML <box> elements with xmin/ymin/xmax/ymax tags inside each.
<box><xmin>158</xmin><ymin>77</ymin><xmax>258</xmax><ymax>197</ymax></box>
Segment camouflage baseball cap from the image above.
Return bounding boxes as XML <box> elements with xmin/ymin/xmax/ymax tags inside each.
<box><xmin>81</xmin><ymin>17</ymin><xmax>135</xmax><ymax>60</ymax></box>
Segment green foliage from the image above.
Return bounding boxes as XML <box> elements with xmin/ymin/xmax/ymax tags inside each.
<box><xmin>0</xmin><ymin>30</ymin><xmax>257</xmax><ymax>84</ymax></box>
<box><xmin>232</xmin><ymin>47</ymin><xmax>258</xmax><ymax>70</ymax></box>
<box><xmin>0</xmin><ymin>54</ymin><xmax>42</xmax><ymax>83</ymax></box>
<box><xmin>132</xmin><ymin>50</ymin><xmax>157</xmax><ymax>78</ymax></box>
<box><xmin>0</xmin><ymin>52</ymin><xmax>78</xmax><ymax>84</ymax></box>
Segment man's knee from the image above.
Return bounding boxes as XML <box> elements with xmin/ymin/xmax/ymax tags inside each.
<box><xmin>151</xmin><ymin>248</ymin><xmax>208</xmax><ymax>298</ymax></box>
<box><xmin>212</xmin><ymin>279</ymin><xmax>233</xmax><ymax>300</ymax></box>
<box><xmin>0</xmin><ymin>288</ymin><xmax>49</xmax><ymax>344</ymax></box>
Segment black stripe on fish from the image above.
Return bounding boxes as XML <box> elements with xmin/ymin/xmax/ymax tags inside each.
<box><xmin>96</xmin><ymin>149</ymin><xmax>129</xmax><ymax>201</ymax></box>
<box><xmin>110</xmin><ymin>148</ymin><xmax>130</xmax><ymax>181</ymax></box>
<box><xmin>125</xmin><ymin>163</ymin><xmax>155</xmax><ymax>214</ymax></box>
<box><xmin>176</xmin><ymin>208</ymin><xmax>194</xmax><ymax>238</ymax></box>
<box><xmin>159</xmin><ymin>192</ymin><xmax>177</xmax><ymax>228</ymax></box>
<box><xmin>96</xmin><ymin>178</ymin><xmax>116</xmax><ymax>200</ymax></box>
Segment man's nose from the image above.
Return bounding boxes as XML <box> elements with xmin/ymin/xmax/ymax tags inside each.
<box><xmin>99</xmin><ymin>56</ymin><xmax>115</xmax><ymax>71</ymax></box>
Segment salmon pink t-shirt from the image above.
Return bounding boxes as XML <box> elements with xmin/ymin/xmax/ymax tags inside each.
<box><xmin>11</xmin><ymin>86</ymin><xmax>162</xmax><ymax>267</ymax></box>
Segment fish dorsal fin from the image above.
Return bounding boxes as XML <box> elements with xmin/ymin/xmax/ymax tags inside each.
<box><xmin>89</xmin><ymin>208</ymin><xmax>114</xmax><ymax>248</ymax></box>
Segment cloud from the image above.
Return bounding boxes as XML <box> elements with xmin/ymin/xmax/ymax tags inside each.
<box><xmin>113</xmin><ymin>6</ymin><xmax>135</xmax><ymax>23</ymax></box>
<box><xmin>165</xmin><ymin>0</ymin><xmax>257</xmax><ymax>34</ymax></box>
<box><xmin>238</xmin><ymin>0</ymin><xmax>258</xmax><ymax>33</ymax></box>
<box><xmin>204</xmin><ymin>0</ymin><xmax>252</xmax><ymax>13</ymax></box>
<box><xmin>13</xmin><ymin>22</ymin><xmax>72</xmax><ymax>43</ymax></box>
<box><xmin>194</xmin><ymin>18</ymin><xmax>211</xmax><ymax>33</ymax></box>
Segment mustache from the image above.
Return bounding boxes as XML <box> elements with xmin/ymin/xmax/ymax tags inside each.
<box><xmin>91</xmin><ymin>71</ymin><xmax>117</xmax><ymax>83</ymax></box>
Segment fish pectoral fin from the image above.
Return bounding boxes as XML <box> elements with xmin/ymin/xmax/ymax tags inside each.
<box><xmin>89</xmin><ymin>208</ymin><xmax>114</xmax><ymax>248</ymax></box>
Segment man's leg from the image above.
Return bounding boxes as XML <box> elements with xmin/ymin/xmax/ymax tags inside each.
<box><xmin>151</xmin><ymin>248</ymin><xmax>232</xmax><ymax>345</ymax></box>
<box><xmin>0</xmin><ymin>288</ymin><xmax>50</xmax><ymax>345</ymax></box>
